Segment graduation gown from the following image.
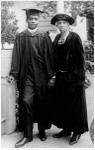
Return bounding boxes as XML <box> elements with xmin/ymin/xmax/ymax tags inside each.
<box><xmin>51</xmin><ymin>32</ymin><xmax>88</xmax><ymax>134</ymax></box>
<box><xmin>9</xmin><ymin>29</ymin><xmax>55</xmax><ymax>131</ymax></box>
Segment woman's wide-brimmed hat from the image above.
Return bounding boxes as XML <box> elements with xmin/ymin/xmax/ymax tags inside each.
<box><xmin>51</xmin><ymin>13</ymin><xmax>75</xmax><ymax>25</ymax></box>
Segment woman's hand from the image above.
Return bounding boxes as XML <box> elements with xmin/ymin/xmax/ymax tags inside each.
<box><xmin>48</xmin><ymin>78</ymin><xmax>56</xmax><ymax>88</ymax></box>
<box><xmin>7</xmin><ymin>76</ymin><xmax>15</xmax><ymax>84</ymax></box>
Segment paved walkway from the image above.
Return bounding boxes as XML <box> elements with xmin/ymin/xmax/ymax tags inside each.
<box><xmin>1</xmin><ymin>74</ymin><xmax>94</xmax><ymax>148</ymax></box>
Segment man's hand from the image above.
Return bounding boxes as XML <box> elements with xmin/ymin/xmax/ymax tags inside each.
<box><xmin>47</xmin><ymin>78</ymin><xmax>55</xmax><ymax>88</ymax></box>
<box><xmin>7</xmin><ymin>76</ymin><xmax>15</xmax><ymax>84</ymax></box>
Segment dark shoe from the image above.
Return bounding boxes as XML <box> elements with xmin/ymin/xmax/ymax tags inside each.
<box><xmin>15</xmin><ymin>137</ymin><xmax>33</xmax><ymax>148</ymax></box>
<box><xmin>53</xmin><ymin>130</ymin><xmax>71</xmax><ymax>138</ymax></box>
<box><xmin>69</xmin><ymin>133</ymin><xmax>81</xmax><ymax>145</ymax></box>
<box><xmin>38</xmin><ymin>131</ymin><xmax>47</xmax><ymax>141</ymax></box>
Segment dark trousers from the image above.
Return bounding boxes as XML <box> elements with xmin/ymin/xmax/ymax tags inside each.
<box><xmin>23</xmin><ymin>85</ymin><xmax>45</xmax><ymax>139</ymax></box>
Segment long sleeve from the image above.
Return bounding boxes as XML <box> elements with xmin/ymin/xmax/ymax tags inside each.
<box><xmin>53</xmin><ymin>34</ymin><xmax>60</xmax><ymax>72</ymax></box>
<box><xmin>74</xmin><ymin>35</ymin><xmax>85</xmax><ymax>69</ymax></box>
<box><xmin>43</xmin><ymin>33</ymin><xmax>56</xmax><ymax>78</ymax></box>
<box><xmin>74</xmin><ymin>34</ymin><xmax>85</xmax><ymax>80</ymax></box>
<box><xmin>9</xmin><ymin>36</ymin><xmax>20</xmax><ymax>80</ymax></box>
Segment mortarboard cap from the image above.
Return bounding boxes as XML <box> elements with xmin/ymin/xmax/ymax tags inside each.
<box><xmin>22</xmin><ymin>8</ymin><xmax>44</xmax><ymax>18</ymax></box>
<box><xmin>22</xmin><ymin>8</ymin><xmax>44</xmax><ymax>14</ymax></box>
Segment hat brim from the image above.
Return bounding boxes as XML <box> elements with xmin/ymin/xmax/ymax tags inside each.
<box><xmin>22</xmin><ymin>8</ymin><xmax>44</xmax><ymax>14</ymax></box>
<box><xmin>51</xmin><ymin>14</ymin><xmax>75</xmax><ymax>25</ymax></box>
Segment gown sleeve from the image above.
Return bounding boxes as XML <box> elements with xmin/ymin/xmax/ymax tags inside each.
<box><xmin>43</xmin><ymin>33</ymin><xmax>56</xmax><ymax>78</ymax></box>
<box><xmin>9</xmin><ymin>35</ymin><xmax>20</xmax><ymax>80</ymax></box>
<box><xmin>53</xmin><ymin>34</ymin><xmax>60</xmax><ymax>72</ymax></box>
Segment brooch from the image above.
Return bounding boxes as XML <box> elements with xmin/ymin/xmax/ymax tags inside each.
<box><xmin>58</xmin><ymin>38</ymin><xmax>65</xmax><ymax>45</ymax></box>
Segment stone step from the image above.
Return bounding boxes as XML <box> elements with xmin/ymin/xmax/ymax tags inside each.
<box><xmin>1</xmin><ymin>118</ymin><xmax>6</xmax><ymax>135</ymax></box>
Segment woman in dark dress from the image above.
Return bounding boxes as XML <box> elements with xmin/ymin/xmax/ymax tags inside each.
<box><xmin>50</xmin><ymin>14</ymin><xmax>89</xmax><ymax>145</ymax></box>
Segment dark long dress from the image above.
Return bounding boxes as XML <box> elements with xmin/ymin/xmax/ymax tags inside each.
<box><xmin>9</xmin><ymin>29</ymin><xmax>55</xmax><ymax>131</ymax></box>
<box><xmin>51</xmin><ymin>31</ymin><xmax>89</xmax><ymax>134</ymax></box>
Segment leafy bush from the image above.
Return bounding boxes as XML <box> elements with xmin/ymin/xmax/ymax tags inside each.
<box><xmin>83</xmin><ymin>40</ymin><xmax>94</xmax><ymax>74</ymax></box>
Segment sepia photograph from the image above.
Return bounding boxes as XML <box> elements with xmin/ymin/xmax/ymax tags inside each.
<box><xmin>1</xmin><ymin>0</ymin><xmax>94</xmax><ymax>148</ymax></box>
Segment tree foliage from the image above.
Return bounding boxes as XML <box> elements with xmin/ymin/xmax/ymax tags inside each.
<box><xmin>64</xmin><ymin>1</ymin><xmax>94</xmax><ymax>19</ymax></box>
<box><xmin>1</xmin><ymin>1</ymin><xmax>18</xmax><ymax>48</ymax></box>
<box><xmin>64</xmin><ymin>1</ymin><xmax>94</xmax><ymax>43</ymax></box>
<box><xmin>35</xmin><ymin>1</ymin><xmax>57</xmax><ymax>18</ymax></box>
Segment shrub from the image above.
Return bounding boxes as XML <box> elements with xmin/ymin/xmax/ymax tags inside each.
<box><xmin>83</xmin><ymin>40</ymin><xmax>94</xmax><ymax>74</ymax></box>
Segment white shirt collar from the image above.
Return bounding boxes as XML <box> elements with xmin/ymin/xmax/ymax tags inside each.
<box><xmin>28</xmin><ymin>27</ymin><xmax>38</xmax><ymax>33</ymax></box>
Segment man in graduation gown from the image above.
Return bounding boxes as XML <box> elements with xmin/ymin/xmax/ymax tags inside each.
<box><xmin>8</xmin><ymin>8</ymin><xmax>55</xmax><ymax>148</ymax></box>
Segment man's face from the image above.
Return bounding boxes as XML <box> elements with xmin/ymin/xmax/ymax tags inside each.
<box><xmin>26</xmin><ymin>14</ymin><xmax>39</xmax><ymax>30</ymax></box>
<box><xmin>56</xmin><ymin>20</ymin><xmax>70</xmax><ymax>33</ymax></box>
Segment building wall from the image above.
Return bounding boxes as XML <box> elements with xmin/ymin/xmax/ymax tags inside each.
<box><xmin>1</xmin><ymin>50</ymin><xmax>16</xmax><ymax>134</ymax></box>
<box><xmin>71</xmin><ymin>16</ymin><xmax>87</xmax><ymax>41</ymax></box>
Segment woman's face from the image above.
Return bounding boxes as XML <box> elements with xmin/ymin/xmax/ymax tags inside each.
<box><xmin>56</xmin><ymin>20</ymin><xmax>70</xmax><ymax>33</ymax></box>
